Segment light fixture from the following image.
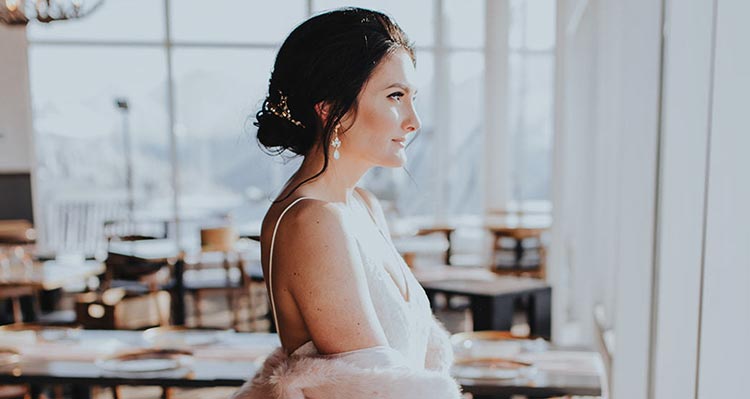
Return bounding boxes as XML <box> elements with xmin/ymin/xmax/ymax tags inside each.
<box><xmin>0</xmin><ymin>0</ymin><xmax>103</xmax><ymax>25</ymax></box>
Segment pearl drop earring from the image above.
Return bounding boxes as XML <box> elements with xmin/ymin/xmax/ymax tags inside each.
<box><xmin>331</xmin><ymin>124</ymin><xmax>341</xmax><ymax>160</ymax></box>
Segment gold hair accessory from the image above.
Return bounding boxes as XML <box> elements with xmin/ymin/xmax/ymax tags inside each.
<box><xmin>266</xmin><ymin>91</ymin><xmax>305</xmax><ymax>128</ymax></box>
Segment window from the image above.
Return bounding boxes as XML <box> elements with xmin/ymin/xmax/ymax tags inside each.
<box><xmin>169</xmin><ymin>0</ymin><xmax>306</xmax><ymax>44</ymax></box>
<box><xmin>26</xmin><ymin>0</ymin><xmax>556</xmax><ymax>252</ymax></box>
<box><xmin>171</xmin><ymin>48</ymin><xmax>279</xmax><ymax>225</ymax></box>
<box><xmin>28</xmin><ymin>45</ymin><xmax>170</xmax><ymax>253</ymax></box>
<box><xmin>509</xmin><ymin>0</ymin><xmax>556</xmax><ymax>204</ymax></box>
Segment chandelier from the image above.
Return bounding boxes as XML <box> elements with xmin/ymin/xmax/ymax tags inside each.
<box><xmin>0</xmin><ymin>0</ymin><xmax>104</xmax><ymax>25</ymax></box>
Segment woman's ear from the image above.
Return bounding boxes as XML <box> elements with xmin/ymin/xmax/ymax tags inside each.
<box><xmin>314</xmin><ymin>101</ymin><xmax>331</xmax><ymax>126</ymax></box>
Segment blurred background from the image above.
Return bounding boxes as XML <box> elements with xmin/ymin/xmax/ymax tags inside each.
<box><xmin>1</xmin><ymin>1</ymin><xmax>747</xmax><ymax>398</ymax></box>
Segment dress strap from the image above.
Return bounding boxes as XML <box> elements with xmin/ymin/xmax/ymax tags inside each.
<box><xmin>268</xmin><ymin>196</ymin><xmax>311</xmax><ymax>334</ymax></box>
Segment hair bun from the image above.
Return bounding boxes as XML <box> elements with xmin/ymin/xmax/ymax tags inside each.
<box><xmin>255</xmin><ymin>100</ymin><xmax>315</xmax><ymax>156</ymax></box>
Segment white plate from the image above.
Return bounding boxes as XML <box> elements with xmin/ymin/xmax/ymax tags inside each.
<box><xmin>452</xmin><ymin>358</ymin><xmax>536</xmax><ymax>380</ymax></box>
<box><xmin>97</xmin><ymin>358</ymin><xmax>181</xmax><ymax>373</ymax></box>
<box><xmin>96</xmin><ymin>350</ymin><xmax>193</xmax><ymax>373</ymax></box>
<box><xmin>143</xmin><ymin>327</ymin><xmax>233</xmax><ymax>348</ymax></box>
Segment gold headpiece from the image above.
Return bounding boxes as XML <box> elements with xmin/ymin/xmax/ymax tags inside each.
<box><xmin>266</xmin><ymin>91</ymin><xmax>305</xmax><ymax>128</ymax></box>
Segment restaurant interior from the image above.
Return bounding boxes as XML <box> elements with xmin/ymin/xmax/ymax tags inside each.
<box><xmin>0</xmin><ymin>1</ymin><xmax>747</xmax><ymax>398</ymax></box>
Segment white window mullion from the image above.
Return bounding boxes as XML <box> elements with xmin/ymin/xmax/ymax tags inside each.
<box><xmin>432</xmin><ymin>0</ymin><xmax>450</xmax><ymax>221</ymax></box>
<box><xmin>483</xmin><ymin>0</ymin><xmax>512</xmax><ymax>214</ymax></box>
<box><xmin>164</xmin><ymin>0</ymin><xmax>181</xmax><ymax>244</ymax></box>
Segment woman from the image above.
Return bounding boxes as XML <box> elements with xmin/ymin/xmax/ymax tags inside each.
<box><xmin>233</xmin><ymin>8</ymin><xmax>461</xmax><ymax>399</ymax></box>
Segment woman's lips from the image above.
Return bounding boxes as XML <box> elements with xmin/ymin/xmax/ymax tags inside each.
<box><xmin>392</xmin><ymin>137</ymin><xmax>406</xmax><ymax>147</ymax></box>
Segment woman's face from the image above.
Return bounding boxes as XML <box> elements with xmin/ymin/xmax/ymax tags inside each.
<box><xmin>339</xmin><ymin>49</ymin><xmax>421</xmax><ymax>168</ymax></box>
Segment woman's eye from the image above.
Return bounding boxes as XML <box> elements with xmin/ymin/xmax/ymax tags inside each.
<box><xmin>388</xmin><ymin>91</ymin><xmax>405</xmax><ymax>100</ymax></box>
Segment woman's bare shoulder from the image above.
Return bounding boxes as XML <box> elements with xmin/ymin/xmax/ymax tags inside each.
<box><xmin>260</xmin><ymin>196</ymin><xmax>388</xmax><ymax>354</ymax></box>
<box><xmin>261</xmin><ymin>197</ymin><xmax>347</xmax><ymax>245</ymax></box>
<box><xmin>260</xmin><ymin>196</ymin><xmax>359</xmax><ymax>284</ymax></box>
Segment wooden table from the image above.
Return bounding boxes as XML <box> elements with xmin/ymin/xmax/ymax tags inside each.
<box><xmin>414</xmin><ymin>225</ymin><xmax>455</xmax><ymax>265</ymax></box>
<box><xmin>0</xmin><ymin>260</ymin><xmax>104</xmax><ymax>291</ymax></box>
<box><xmin>0</xmin><ymin>330</ymin><xmax>601</xmax><ymax>399</ymax></box>
<box><xmin>415</xmin><ymin>266</ymin><xmax>552</xmax><ymax>339</ymax></box>
<box><xmin>390</xmin><ymin>217</ymin><xmax>458</xmax><ymax>265</ymax></box>
<box><xmin>485</xmin><ymin>213</ymin><xmax>551</xmax><ymax>278</ymax></box>
<box><xmin>0</xmin><ymin>330</ymin><xmax>278</xmax><ymax>399</ymax></box>
<box><xmin>392</xmin><ymin>234</ymin><xmax>450</xmax><ymax>267</ymax></box>
<box><xmin>0</xmin><ymin>260</ymin><xmax>104</xmax><ymax>322</ymax></box>
<box><xmin>457</xmin><ymin>346</ymin><xmax>603</xmax><ymax>398</ymax></box>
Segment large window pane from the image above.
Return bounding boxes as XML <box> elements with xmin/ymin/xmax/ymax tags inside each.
<box><xmin>445</xmin><ymin>51</ymin><xmax>483</xmax><ymax>215</ymax></box>
<box><xmin>170</xmin><ymin>0</ymin><xmax>307</xmax><ymax>44</ymax></box>
<box><xmin>445</xmin><ymin>0</ymin><xmax>484</xmax><ymax>48</ymax></box>
<box><xmin>171</xmin><ymin>48</ymin><xmax>279</xmax><ymax>226</ymax></box>
<box><xmin>27</xmin><ymin>0</ymin><xmax>164</xmax><ymax>42</ymax></box>
<box><xmin>28</xmin><ymin>46</ymin><xmax>171</xmax><ymax>253</ymax></box>
<box><xmin>313</xmin><ymin>0</ymin><xmax>434</xmax><ymax>47</ymax></box>
<box><xmin>509</xmin><ymin>0</ymin><xmax>556</xmax><ymax>51</ymax></box>
<box><xmin>509</xmin><ymin>52</ymin><xmax>554</xmax><ymax>202</ymax></box>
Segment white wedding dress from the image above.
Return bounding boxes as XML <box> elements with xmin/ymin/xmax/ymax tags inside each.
<box><xmin>232</xmin><ymin>192</ymin><xmax>461</xmax><ymax>399</ymax></box>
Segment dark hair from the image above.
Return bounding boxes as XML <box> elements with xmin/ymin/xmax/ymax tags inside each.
<box><xmin>254</xmin><ymin>7</ymin><xmax>415</xmax><ymax>200</ymax></box>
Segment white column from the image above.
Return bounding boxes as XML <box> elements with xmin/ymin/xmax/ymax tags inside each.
<box><xmin>0</xmin><ymin>24</ymin><xmax>33</xmax><ymax>172</ymax></box>
<box><xmin>609</xmin><ymin>0</ymin><xmax>663</xmax><ymax>396</ymax></box>
<box><xmin>651</xmin><ymin>0</ymin><xmax>714</xmax><ymax>397</ymax></box>
<box><xmin>697</xmin><ymin>0</ymin><xmax>750</xmax><ymax>396</ymax></box>
<box><xmin>482</xmin><ymin>0</ymin><xmax>511</xmax><ymax>214</ymax></box>
<box><xmin>0</xmin><ymin>24</ymin><xmax>41</xmax><ymax>239</ymax></box>
<box><xmin>432</xmin><ymin>0</ymin><xmax>450</xmax><ymax>221</ymax></box>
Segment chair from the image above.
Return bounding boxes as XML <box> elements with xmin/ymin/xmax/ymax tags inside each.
<box><xmin>0</xmin><ymin>286</ymin><xmax>36</xmax><ymax>324</ymax></box>
<box><xmin>184</xmin><ymin>227</ymin><xmax>263</xmax><ymax>330</ymax></box>
<box><xmin>83</xmin><ymin>226</ymin><xmax>171</xmax><ymax>329</ymax></box>
<box><xmin>490</xmin><ymin>228</ymin><xmax>547</xmax><ymax>279</ymax></box>
<box><xmin>0</xmin><ymin>247</ymin><xmax>38</xmax><ymax>324</ymax></box>
<box><xmin>0</xmin><ymin>220</ymin><xmax>35</xmax><ymax>246</ymax></box>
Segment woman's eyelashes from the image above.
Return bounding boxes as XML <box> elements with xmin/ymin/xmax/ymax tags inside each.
<box><xmin>388</xmin><ymin>92</ymin><xmax>417</xmax><ymax>103</ymax></box>
<box><xmin>388</xmin><ymin>91</ymin><xmax>405</xmax><ymax>100</ymax></box>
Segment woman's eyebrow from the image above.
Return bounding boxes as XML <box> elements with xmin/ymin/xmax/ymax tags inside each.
<box><xmin>383</xmin><ymin>82</ymin><xmax>418</xmax><ymax>94</ymax></box>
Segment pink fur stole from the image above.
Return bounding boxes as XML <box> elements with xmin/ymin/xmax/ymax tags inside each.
<box><xmin>232</xmin><ymin>316</ymin><xmax>461</xmax><ymax>399</ymax></box>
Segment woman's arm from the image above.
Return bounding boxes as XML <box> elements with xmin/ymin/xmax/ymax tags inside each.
<box><xmin>272</xmin><ymin>199</ymin><xmax>390</xmax><ymax>355</ymax></box>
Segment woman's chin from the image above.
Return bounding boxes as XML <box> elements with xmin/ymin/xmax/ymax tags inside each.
<box><xmin>382</xmin><ymin>154</ymin><xmax>407</xmax><ymax>168</ymax></box>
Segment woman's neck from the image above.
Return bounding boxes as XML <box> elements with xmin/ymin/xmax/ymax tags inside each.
<box><xmin>288</xmin><ymin>144</ymin><xmax>370</xmax><ymax>204</ymax></box>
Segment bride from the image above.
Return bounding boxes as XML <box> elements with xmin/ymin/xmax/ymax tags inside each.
<box><xmin>233</xmin><ymin>7</ymin><xmax>461</xmax><ymax>399</ymax></box>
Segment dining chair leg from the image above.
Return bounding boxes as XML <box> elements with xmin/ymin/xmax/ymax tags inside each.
<box><xmin>160</xmin><ymin>386</ymin><xmax>172</xmax><ymax>399</ymax></box>
<box><xmin>10</xmin><ymin>297</ymin><xmax>23</xmax><ymax>323</ymax></box>
<box><xmin>152</xmin><ymin>291</ymin><xmax>169</xmax><ymax>327</ymax></box>
<box><xmin>193</xmin><ymin>291</ymin><xmax>202</xmax><ymax>327</ymax></box>
<box><xmin>53</xmin><ymin>385</ymin><xmax>64</xmax><ymax>399</ymax></box>
<box><xmin>246</xmin><ymin>284</ymin><xmax>255</xmax><ymax>332</ymax></box>
<box><xmin>230</xmin><ymin>290</ymin><xmax>240</xmax><ymax>330</ymax></box>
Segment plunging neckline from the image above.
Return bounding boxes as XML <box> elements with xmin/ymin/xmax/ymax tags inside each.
<box><xmin>350</xmin><ymin>192</ymin><xmax>412</xmax><ymax>304</ymax></box>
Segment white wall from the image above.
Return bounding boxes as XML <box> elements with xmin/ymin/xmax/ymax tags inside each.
<box><xmin>553</xmin><ymin>0</ymin><xmax>749</xmax><ymax>397</ymax></box>
<box><xmin>550</xmin><ymin>1</ymin><xmax>663</xmax><ymax>370</ymax></box>
<box><xmin>696</xmin><ymin>0</ymin><xmax>750</xmax><ymax>396</ymax></box>
<box><xmin>549</xmin><ymin>0</ymin><xmax>599</xmax><ymax>347</ymax></box>
<box><xmin>651</xmin><ymin>0</ymin><xmax>714</xmax><ymax>397</ymax></box>
<box><xmin>0</xmin><ymin>24</ymin><xmax>33</xmax><ymax>172</ymax></box>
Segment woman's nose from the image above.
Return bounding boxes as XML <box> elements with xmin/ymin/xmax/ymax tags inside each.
<box><xmin>404</xmin><ymin>105</ymin><xmax>421</xmax><ymax>132</ymax></box>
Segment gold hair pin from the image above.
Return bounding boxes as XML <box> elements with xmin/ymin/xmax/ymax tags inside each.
<box><xmin>266</xmin><ymin>91</ymin><xmax>305</xmax><ymax>128</ymax></box>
